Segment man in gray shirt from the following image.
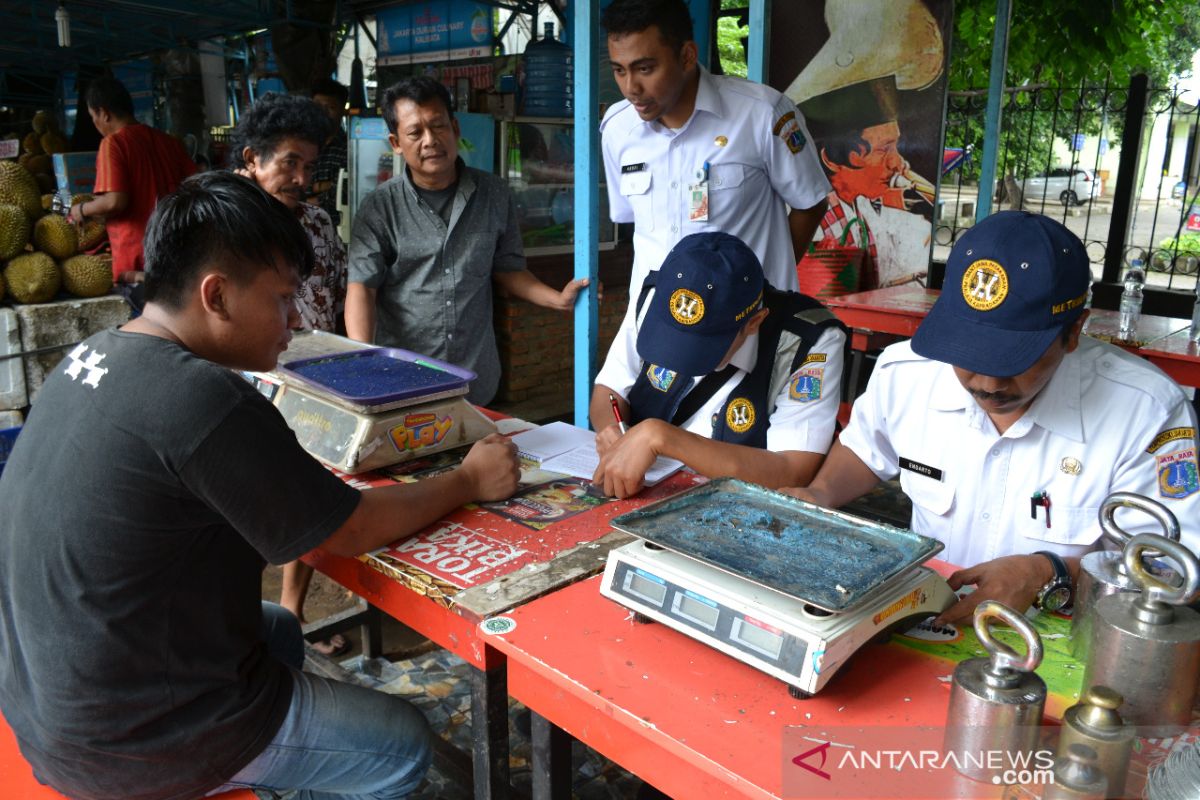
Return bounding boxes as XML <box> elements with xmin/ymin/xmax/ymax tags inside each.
<box><xmin>347</xmin><ymin>76</ymin><xmax>588</xmax><ymax>405</ymax></box>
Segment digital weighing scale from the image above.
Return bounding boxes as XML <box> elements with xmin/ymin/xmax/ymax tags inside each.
<box><xmin>600</xmin><ymin>479</ymin><xmax>955</xmax><ymax>698</ymax></box>
<box><xmin>253</xmin><ymin>333</ymin><xmax>499</xmax><ymax>474</ymax></box>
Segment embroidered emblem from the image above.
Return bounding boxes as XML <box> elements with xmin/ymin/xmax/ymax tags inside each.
<box><xmin>801</xmin><ymin>353</ymin><xmax>827</xmax><ymax>367</ymax></box>
<box><xmin>1060</xmin><ymin>457</ymin><xmax>1083</xmax><ymax>476</ymax></box>
<box><xmin>647</xmin><ymin>364</ymin><xmax>677</xmax><ymax>392</ymax></box>
<box><xmin>715</xmin><ymin>135</ymin><xmax>728</xmax><ymax>147</ymax></box>
<box><xmin>726</xmin><ymin>398</ymin><xmax>756</xmax><ymax>433</ymax></box>
<box><xmin>961</xmin><ymin>259</ymin><xmax>1009</xmax><ymax>311</ymax></box>
<box><xmin>669</xmin><ymin>288</ymin><xmax>705</xmax><ymax>325</ymax></box>
<box><xmin>789</xmin><ymin>368</ymin><xmax>824</xmax><ymax>402</ymax></box>
<box><xmin>63</xmin><ymin>343</ymin><xmax>108</xmax><ymax>388</ymax></box>
<box><xmin>1147</xmin><ymin>427</ymin><xmax>1195</xmax><ymax>454</ymax></box>
<box><xmin>772</xmin><ymin>111</ymin><xmax>806</xmax><ymax>154</ymax></box>
<box><xmin>1157</xmin><ymin>448</ymin><xmax>1200</xmax><ymax>499</ymax></box>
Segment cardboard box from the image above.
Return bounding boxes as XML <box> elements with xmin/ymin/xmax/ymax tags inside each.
<box><xmin>274</xmin><ymin>383</ymin><xmax>497</xmax><ymax>473</ymax></box>
<box><xmin>52</xmin><ymin>151</ymin><xmax>98</xmax><ymax>199</ymax></box>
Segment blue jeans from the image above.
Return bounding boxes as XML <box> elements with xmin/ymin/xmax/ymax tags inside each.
<box><xmin>206</xmin><ymin>603</ymin><xmax>433</xmax><ymax>799</ymax></box>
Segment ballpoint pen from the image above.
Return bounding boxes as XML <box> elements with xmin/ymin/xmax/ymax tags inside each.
<box><xmin>609</xmin><ymin>392</ymin><xmax>627</xmax><ymax>434</ymax></box>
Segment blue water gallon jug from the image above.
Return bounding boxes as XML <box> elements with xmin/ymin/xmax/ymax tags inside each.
<box><xmin>522</xmin><ymin>22</ymin><xmax>573</xmax><ymax>117</ymax></box>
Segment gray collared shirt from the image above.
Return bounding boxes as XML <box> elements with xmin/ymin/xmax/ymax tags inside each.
<box><xmin>348</xmin><ymin>160</ymin><xmax>525</xmax><ymax>404</ymax></box>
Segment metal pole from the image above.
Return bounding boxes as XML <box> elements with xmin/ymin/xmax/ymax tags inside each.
<box><xmin>573</xmin><ymin>0</ymin><xmax>600</xmax><ymax>428</ymax></box>
<box><xmin>975</xmin><ymin>0</ymin><xmax>1012</xmax><ymax>222</ymax></box>
<box><xmin>1102</xmin><ymin>73</ymin><xmax>1149</xmax><ymax>284</ymax></box>
<box><xmin>747</xmin><ymin>0</ymin><xmax>770</xmax><ymax>84</ymax></box>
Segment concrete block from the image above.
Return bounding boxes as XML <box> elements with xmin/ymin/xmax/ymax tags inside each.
<box><xmin>15</xmin><ymin>295</ymin><xmax>131</xmax><ymax>403</ymax></box>
<box><xmin>0</xmin><ymin>308</ymin><xmax>27</xmax><ymax>410</ymax></box>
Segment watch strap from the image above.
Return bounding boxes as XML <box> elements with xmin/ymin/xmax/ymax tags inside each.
<box><xmin>1034</xmin><ymin>550</ymin><xmax>1069</xmax><ymax>582</ymax></box>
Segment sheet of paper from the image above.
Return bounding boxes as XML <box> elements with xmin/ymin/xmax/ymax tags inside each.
<box><xmin>541</xmin><ymin>443</ymin><xmax>683</xmax><ymax>486</ymax></box>
<box><xmin>511</xmin><ymin>421</ymin><xmax>596</xmax><ymax>462</ymax></box>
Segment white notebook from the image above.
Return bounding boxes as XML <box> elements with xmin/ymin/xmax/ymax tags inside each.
<box><xmin>512</xmin><ymin>422</ymin><xmax>683</xmax><ymax>486</ymax></box>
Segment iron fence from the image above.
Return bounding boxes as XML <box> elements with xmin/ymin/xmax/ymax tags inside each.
<box><xmin>935</xmin><ymin>78</ymin><xmax>1200</xmax><ymax>299</ymax></box>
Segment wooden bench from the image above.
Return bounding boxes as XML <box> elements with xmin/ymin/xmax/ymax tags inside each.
<box><xmin>1</xmin><ymin>716</ymin><xmax>256</xmax><ymax>800</ymax></box>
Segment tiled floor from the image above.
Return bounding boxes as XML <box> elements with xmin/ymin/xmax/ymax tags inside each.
<box><xmin>331</xmin><ymin>649</ymin><xmax>646</xmax><ymax>800</ymax></box>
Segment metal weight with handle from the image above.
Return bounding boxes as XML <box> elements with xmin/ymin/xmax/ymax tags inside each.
<box><xmin>1071</xmin><ymin>492</ymin><xmax>1180</xmax><ymax>662</ymax></box>
<box><xmin>944</xmin><ymin>601</ymin><xmax>1047</xmax><ymax>784</ymax></box>
<box><xmin>1082</xmin><ymin>534</ymin><xmax>1200</xmax><ymax>730</ymax></box>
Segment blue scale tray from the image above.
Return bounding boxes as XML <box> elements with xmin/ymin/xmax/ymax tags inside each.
<box><xmin>278</xmin><ymin>348</ymin><xmax>475</xmax><ymax>411</ymax></box>
<box><xmin>610</xmin><ymin>478</ymin><xmax>943</xmax><ymax>613</ymax></box>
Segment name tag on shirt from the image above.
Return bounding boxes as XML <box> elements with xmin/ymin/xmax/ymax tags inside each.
<box><xmin>900</xmin><ymin>456</ymin><xmax>943</xmax><ymax>481</ymax></box>
<box><xmin>621</xmin><ymin>162</ymin><xmax>647</xmax><ymax>174</ymax></box>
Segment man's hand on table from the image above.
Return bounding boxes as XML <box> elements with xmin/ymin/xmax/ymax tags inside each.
<box><xmin>592</xmin><ymin>419</ymin><xmax>664</xmax><ymax>499</ymax></box>
<box><xmin>933</xmin><ymin>553</ymin><xmax>1055</xmax><ymax>626</ymax></box>
<box><xmin>460</xmin><ymin>434</ymin><xmax>521</xmax><ymax>501</ymax></box>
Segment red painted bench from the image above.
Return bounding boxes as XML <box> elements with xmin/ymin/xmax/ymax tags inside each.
<box><xmin>1</xmin><ymin>715</ymin><xmax>256</xmax><ymax>800</ymax></box>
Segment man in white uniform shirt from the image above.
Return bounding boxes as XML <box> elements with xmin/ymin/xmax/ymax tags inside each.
<box><xmin>600</xmin><ymin>0</ymin><xmax>830</xmax><ymax>294</ymax></box>
<box><xmin>592</xmin><ymin>232</ymin><xmax>846</xmax><ymax>498</ymax></box>
<box><xmin>787</xmin><ymin>211</ymin><xmax>1200</xmax><ymax>624</ymax></box>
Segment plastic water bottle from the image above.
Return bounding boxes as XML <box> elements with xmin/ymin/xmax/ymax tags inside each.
<box><xmin>1189</xmin><ymin>282</ymin><xmax>1200</xmax><ymax>343</ymax></box>
<box><xmin>1118</xmin><ymin>260</ymin><xmax>1145</xmax><ymax>340</ymax></box>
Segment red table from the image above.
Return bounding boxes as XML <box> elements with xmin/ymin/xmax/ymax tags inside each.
<box><xmin>1137</xmin><ymin>327</ymin><xmax>1200</xmax><ymax>389</ymax></box>
<box><xmin>486</xmin><ymin>571</ymin><xmax>1192</xmax><ymax>800</ymax></box>
<box><xmin>303</xmin><ymin>427</ymin><xmax>704</xmax><ymax>800</ymax></box>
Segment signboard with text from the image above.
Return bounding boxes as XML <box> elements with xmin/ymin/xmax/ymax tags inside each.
<box><xmin>377</xmin><ymin>1</ymin><xmax>494</xmax><ymax>65</ymax></box>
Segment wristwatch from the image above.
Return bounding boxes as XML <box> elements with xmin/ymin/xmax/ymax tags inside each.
<box><xmin>1033</xmin><ymin>550</ymin><xmax>1073</xmax><ymax>612</ymax></box>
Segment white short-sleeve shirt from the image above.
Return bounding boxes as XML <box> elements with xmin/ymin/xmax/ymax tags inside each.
<box><xmin>837</xmin><ymin>337</ymin><xmax>1200</xmax><ymax>568</ymax></box>
<box><xmin>601</xmin><ymin>68</ymin><xmax>831</xmax><ymax>293</ymax></box>
<box><xmin>595</xmin><ymin>291</ymin><xmax>845</xmax><ymax>455</ymax></box>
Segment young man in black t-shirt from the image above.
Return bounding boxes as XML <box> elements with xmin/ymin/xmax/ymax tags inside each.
<box><xmin>0</xmin><ymin>171</ymin><xmax>521</xmax><ymax>800</ymax></box>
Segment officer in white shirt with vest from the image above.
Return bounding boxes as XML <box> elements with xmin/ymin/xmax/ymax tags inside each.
<box><xmin>600</xmin><ymin>0</ymin><xmax>831</xmax><ymax>294</ymax></box>
<box><xmin>591</xmin><ymin>232</ymin><xmax>847</xmax><ymax>499</ymax></box>
<box><xmin>787</xmin><ymin>211</ymin><xmax>1200</xmax><ymax>624</ymax></box>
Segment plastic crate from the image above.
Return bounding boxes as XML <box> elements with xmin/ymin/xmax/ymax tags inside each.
<box><xmin>0</xmin><ymin>426</ymin><xmax>19</xmax><ymax>479</ymax></box>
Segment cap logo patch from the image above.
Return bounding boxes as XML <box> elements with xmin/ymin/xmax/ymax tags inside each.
<box><xmin>726</xmin><ymin>398</ymin><xmax>756</xmax><ymax>433</ymax></box>
<box><xmin>669</xmin><ymin>288</ymin><xmax>705</xmax><ymax>325</ymax></box>
<box><xmin>961</xmin><ymin>259</ymin><xmax>1009</xmax><ymax>311</ymax></box>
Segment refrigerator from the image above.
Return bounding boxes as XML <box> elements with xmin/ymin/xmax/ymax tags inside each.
<box><xmin>338</xmin><ymin>112</ymin><xmax>496</xmax><ymax>241</ymax></box>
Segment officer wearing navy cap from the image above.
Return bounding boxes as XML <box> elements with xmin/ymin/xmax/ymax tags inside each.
<box><xmin>591</xmin><ymin>232</ymin><xmax>847</xmax><ymax>499</ymax></box>
<box><xmin>787</xmin><ymin>211</ymin><xmax>1200</xmax><ymax>624</ymax></box>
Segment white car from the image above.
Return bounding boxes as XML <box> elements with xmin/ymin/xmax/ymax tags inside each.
<box><xmin>1020</xmin><ymin>167</ymin><xmax>1102</xmax><ymax>206</ymax></box>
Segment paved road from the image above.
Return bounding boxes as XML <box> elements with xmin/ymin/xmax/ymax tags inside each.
<box><xmin>934</xmin><ymin>187</ymin><xmax>1199</xmax><ymax>291</ymax></box>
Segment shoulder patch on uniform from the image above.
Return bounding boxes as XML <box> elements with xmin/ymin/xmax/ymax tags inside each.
<box><xmin>646</xmin><ymin>364</ymin><xmax>677</xmax><ymax>392</ymax></box>
<box><xmin>794</xmin><ymin>308</ymin><xmax>836</xmax><ymax>325</ymax></box>
<box><xmin>772</xmin><ymin>111</ymin><xmax>807</xmax><ymax>154</ymax></box>
<box><xmin>789</xmin><ymin>368</ymin><xmax>824</xmax><ymax>402</ymax></box>
<box><xmin>1147</xmin><ymin>427</ymin><xmax>1195</xmax><ymax>453</ymax></box>
<box><xmin>1157</xmin><ymin>447</ymin><xmax>1199</xmax><ymax>499</ymax></box>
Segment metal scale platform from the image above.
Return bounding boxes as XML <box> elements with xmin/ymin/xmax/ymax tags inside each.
<box><xmin>252</xmin><ymin>332</ymin><xmax>497</xmax><ymax>474</ymax></box>
<box><xmin>601</xmin><ymin>479</ymin><xmax>955</xmax><ymax>697</ymax></box>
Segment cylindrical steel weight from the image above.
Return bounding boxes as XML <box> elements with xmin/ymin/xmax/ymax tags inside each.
<box><xmin>1072</xmin><ymin>493</ymin><xmax>1181</xmax><ymax>662</ymax></box>
<box><xmin>945</xmin><ymin>601</ymin><xmax>1046</xmax><ymax>784</ymax></box>
<box><xmin>1082</xmin><ymin>535</ymin><xmax>1200</xmax><ymax>730</ymax></box>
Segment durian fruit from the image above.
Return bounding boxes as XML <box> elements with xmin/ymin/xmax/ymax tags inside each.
<box><xmin>31</xmin><ymin>110</ymin><xmax>50</xmax><ymax>135</ymax></box>
<box><xmin>0</xmin><ymin>162</ymin><xmax>42</xmax><ymax>220</ymax></box>
<box><xmin>61</xmin><ymin>254</ymin><xmax>113</xmax><ymax>298</ymax></box>
<box><xmin>24</xmin><ymin>154</ymin><xmax>50</xmax><ymax>176</ymax></box>
<box><xmin>78</xmin><ymin>218</ymin><xmax>106</xmax><ymax>251</ymax></box>
<box><xmin>0</xmin><ymin>204</ymin><xmax>30</xmax><ymax>260</ymax></box>
<box><xmin>3</xmin><ymin>252</ymin><xmax>59</xmax><ymax>303</ymax></box>
<box><xmin>40</xmin><ymin>194</ymin><xmax>55</xmax><ymax>213</ymax></box>
<box><xmin>33</xmin><ymin>214</ymin><xmax>77</xmax><ymax>259</ymax></box>
<box><xmin>34</xmin><ymin>173</ymin><xmax>55</xmax><ymax>194</ymax></box>
<box><xmin>39</xmin><ymin>131</ymin><xmax>67</xmax><ymax>155</ymax></box>
<box><xmin>21</xmin><ymin>132</ymin><xmax>42</xmax><ymax>155</ymax></box>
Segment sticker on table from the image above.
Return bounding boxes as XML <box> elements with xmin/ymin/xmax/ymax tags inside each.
<box><xmin>480</xmin><ymin>616</ymin><xmax>517</xmax><ymax>635</ymax></box>
<box><xmin>480</xmin><ymin>477</ymin><xmax>609</xmax><ymax>530</ymax></box>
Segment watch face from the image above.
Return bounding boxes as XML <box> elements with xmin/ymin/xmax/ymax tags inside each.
<box><xmin>1040</xmin><ymin>585</ymin><xmax>1072</xmax><ymax>613</ymax></box>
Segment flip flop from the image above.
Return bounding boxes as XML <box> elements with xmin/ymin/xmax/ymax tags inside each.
<box><xmin>311</xmin><ymin>633</ymin><xmax>350</xmax><ymax>657</ymax></box>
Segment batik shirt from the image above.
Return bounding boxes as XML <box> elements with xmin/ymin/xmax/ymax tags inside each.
<box><xmin>295</xmin><ymin>203</ymin><xmax>347</xmax><ymax>332</ymax></box>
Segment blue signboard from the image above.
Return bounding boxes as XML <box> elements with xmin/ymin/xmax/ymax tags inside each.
<box><xmin>377</xmin><ymin>1</ymin><xmax>493</xmax><ymax>64</ymax></box>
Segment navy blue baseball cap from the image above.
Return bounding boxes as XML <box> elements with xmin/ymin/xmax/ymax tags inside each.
<box><xmin>637</xmin><ymin>232</ymin><xmax>765</xmax><ymax>377</ymax></box>
<box><xmin>911</xmin><ymin>211</ymin><xmax>1090</xmax><ymax>377</ymax></box>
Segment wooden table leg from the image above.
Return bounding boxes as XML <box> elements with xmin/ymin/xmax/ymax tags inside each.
<box><xmin>531</xmin><ymin>712</ymin><xmax>572</xmax><ymax>800</ymax></box>
<box><xmin>470</xmin><ymin>665</ymin><xmax>511</xmax><ymax>799</ymax></box>
<box><xmin>360</xmin><ymin>603</ymin><xmax>383</xmax><ymax>659</ymax></box>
